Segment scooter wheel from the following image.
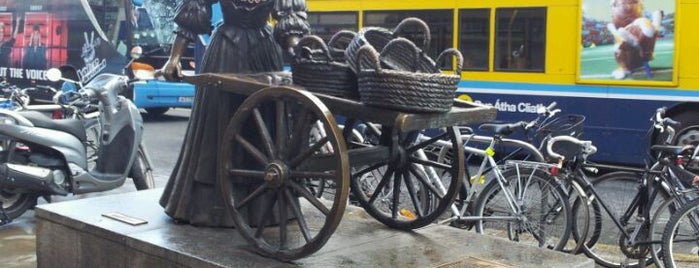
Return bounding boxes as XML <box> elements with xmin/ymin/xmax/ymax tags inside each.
<box><xmin>0</xmin><ymin>190</ymin><xmax>36</xmax><ymax>221</ymax></box>
<box><xmin>131</xmin><ymin>149</ymin><xmax>155</xmax><ymax>190</ymax></box>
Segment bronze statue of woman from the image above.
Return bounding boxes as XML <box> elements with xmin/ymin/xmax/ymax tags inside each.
<box><xmin>159</xmin><ymin>0</ymin><xmax>310</xmax><ymax>227</ymax></box>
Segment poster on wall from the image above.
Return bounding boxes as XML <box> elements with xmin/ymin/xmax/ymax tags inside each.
<box><xmin>0</xmin><ymin>0</ymin><xmax>70</xmax><ymax>85</ymax></box>
<box><xmin>0</xmin><ymin>0</ymin><xmax>133</xmax><ymax>87</ymax></box>
<box><xmin>578</xmin><ymin>0</ymin><xmax>676</xmax><ymax>84</ymax></box>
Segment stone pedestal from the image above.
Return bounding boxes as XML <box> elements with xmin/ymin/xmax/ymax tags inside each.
<box><xmin>35</xmin><ymin>189</ymin><xmax>593</xmax><ymax>267</ymax></box>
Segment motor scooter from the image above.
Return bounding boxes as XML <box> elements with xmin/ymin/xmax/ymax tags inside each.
<box><xmin>0</xmin><ymin>60</ymin><xmax>155</xmax><ymax>225</ymax></box>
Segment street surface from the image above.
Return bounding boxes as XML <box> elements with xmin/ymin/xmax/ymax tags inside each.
<box><xmin>0</xmin><ymin>108</ymin><xmax>191</xmax><ymax>268</ymax></box>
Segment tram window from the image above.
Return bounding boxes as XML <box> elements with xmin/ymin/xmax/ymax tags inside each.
<box><xmin>86</xmin><ymin>0</ymin><xmax>127</xmax><ymax>54</ymax></box>
<box><xmin>307</xmin><ymin>12</ymin><xmax>358</xmax><ymax>43</ymax></box>
<box><xmin>364</xmin><ymin>10</ymin><xmax>454</xmax><ymax>69</ymax></box>
<box><xmin>494</xmin><ymin>7</ymin><xmax>546</xmax><ymax>72</ymax></box>
<box><xmin>132</xmin><ymin>0</ymin><xmax>183</xmax><ymax>46</ymax></box>
<box><xmin>458</xmin><ymin>9</ymin><xmax>490</xmax><ymax>71</ymax></box>
<box><xmin>87</xmin><ymin>0</ymin><xmax>177</xmax><ymax>56</ymax></box>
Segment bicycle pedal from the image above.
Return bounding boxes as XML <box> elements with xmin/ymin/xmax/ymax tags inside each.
<box><xmin>399</xmin><ymin>208</ymin><xmax>417</xmax><ymax>220</ymax></box>
<box><xmin>449</xmin><ymin>219</ymin><xmax>474</xmax><ymax>230</ymax></box>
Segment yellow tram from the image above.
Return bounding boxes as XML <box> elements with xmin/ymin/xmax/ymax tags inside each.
<box><xmin>305</xmin><ymin>0</ymin><xmax>696</xmax><ymax>165</ymax></box>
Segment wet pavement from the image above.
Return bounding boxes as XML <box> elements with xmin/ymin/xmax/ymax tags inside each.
<box><xmin>0</xmin><ymin>213</ymin><xmax>36</xmax><ymax>268</ymax></box>
<box><xmin>0</xmin><ymin>183</ymin><xmax>166</xmax><ymax>268</ymax></box>
<box><xmin>0</xmin><ymin>109</ymin><xmax>189</xmax><ymax>268</ymax></box>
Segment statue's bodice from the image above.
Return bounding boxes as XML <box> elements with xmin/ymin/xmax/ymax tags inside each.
<box><xmin>219</xmin><ymin>0</ymin><xmax>274</xmax><ymax>29</ymax></box>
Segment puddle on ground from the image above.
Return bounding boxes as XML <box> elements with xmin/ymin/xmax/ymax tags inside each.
<box><xmin>0</xmin><ymin>212</ymin><xmax>37</xmax><ymax>268</ymax></box>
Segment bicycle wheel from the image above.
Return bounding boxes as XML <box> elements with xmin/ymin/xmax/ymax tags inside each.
<box><xmin>304</xmin><ymin>121</ymin><xmax>361</xmax><ymax>200</ymax></box>
<box><xmin>662</xmin><ymin>198</ymin><xmax>699</xmax><ymax>268</ymax></box>
<box><xmin>474</xmin><ymin>165</ymin><xmax>572</xmax><ymax>250</ymax></box>
<box><xmin>566</xmin><ymin>175</ymin><xmax>593</xmax><ymax>255</ymax></box>
<box><xmin>651</xmin><ymin>193</ymin><xmax>685</xmax><ymax>268</ymax></box>
<box><xmin>583</xmin><ymin>171</ymin><xmax>670</xmax><ymax>268</ymax></box>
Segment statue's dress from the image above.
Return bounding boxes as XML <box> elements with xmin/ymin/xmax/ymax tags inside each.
<box><xmin>159</xmin><ymin>0</ymin><xmax>310</xmax><ymax>227</ymax></box>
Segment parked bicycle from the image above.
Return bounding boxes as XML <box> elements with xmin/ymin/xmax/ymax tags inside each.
<box><xmin>661</xmin><ymin>180</ymin><xmax>699</xmax><ymax>268</ymax></box>
<box><xmin>429</xmin><ymin>129</ymin><xmax>575</xmax><ymax>250</ymax></box>
<box><xmin>423</xmin><ymin>103</ymin><xmax>590</xmax><ymax>253</ymax></box>
<box><xmin>537</xmin><ymin>107</ymin><xmax>699</xmax><ymax>267</ymax></box>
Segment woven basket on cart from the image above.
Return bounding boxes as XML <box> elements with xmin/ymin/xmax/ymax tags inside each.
<box><xmin>291</xmin><ymin>32</ymin><xmax>358</xmax><ymax>98</ymax></box>
<box><xmin>355</xmin><ymin>38</ymin><xmax>463</xmax><ymax>113</ymax></box>
<box><xmin>345</xmin><ymin>17</ymin><xmax>438</xmax><ymax>74</ymax></box>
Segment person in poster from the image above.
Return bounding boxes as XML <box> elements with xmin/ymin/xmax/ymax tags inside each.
<box><xmin>579</xmin><ymin>0</ymin><xmax>675</xmax><ymax>82</ymax></box>
<box><xmin>23</xmin><ymin>23</ymin><xmax>47</xmax><ymax>70</ymax></box>
<box><xmin>607</xmin><ymin>0</ymin><xmax>663</xmax><ymax>80</ymax></box>
<box><xmin>0</xmin><ymin>16</ymin><xmax>20</xmax><ymax>68</ymax></box>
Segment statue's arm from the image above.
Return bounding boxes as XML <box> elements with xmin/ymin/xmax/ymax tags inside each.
<box><xmin>161</xmin><ymin>0</ymin><xmax>218</xmax><ymax>80</ymax></box>
<box><xmin>273</xmin><ymin>0</ymin><xmax>311</xmax><ymax>56</ymax></box>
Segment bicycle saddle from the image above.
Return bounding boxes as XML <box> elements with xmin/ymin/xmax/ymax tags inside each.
<box><xmin>478</xmin><ymin>122</ymin><xmax>526</xmax><ymax>136</ymax></box>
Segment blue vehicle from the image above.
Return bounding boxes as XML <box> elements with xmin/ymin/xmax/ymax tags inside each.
<box><xmin>122</xmin><ymin>45</ymin><xmax>196</xmax><ymax>116</ymax></box>
<box><xmin>0</xmin><ymin>0</ymin><xmax>195</xmax><ymax>117</ymax></box>
<box><xmin>112</xmin><ymin>0</ymin><xmax>197</xmax><ymax>116</ymax></box>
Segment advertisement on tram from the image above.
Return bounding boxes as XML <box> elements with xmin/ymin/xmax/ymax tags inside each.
<box><xmin>578</xmin><ymin>0</ymin><xmax>676</xmax><ymax>84</ymax></box>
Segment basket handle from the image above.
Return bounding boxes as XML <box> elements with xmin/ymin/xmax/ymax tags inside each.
<box><xmin>328</xmin><ymin>30</ymin><xmax>356</xmax><ymax>50</ymax></box>
<box><xmin>356</xmin><ymin>44</ymin><xmax>381</xmax><ymax>73</ymax></box>
<box><xmin>392</xmin><ymin>17</ymin><xmax>431</xmax><ymax>52</ymax></box>
<box><xmin>435</xmin><ymin>48</ymin><xmax>464</xmax><ymax>76</ymax></box>
<box><xmin>294</xmin><ymin>35</ymin><xmax>332</xmax><ymax>62</ymax></box>
<box><xmin>380</xmin><ymin>37</ymin><xmax>421</xmax><ymax>72</ymax></box>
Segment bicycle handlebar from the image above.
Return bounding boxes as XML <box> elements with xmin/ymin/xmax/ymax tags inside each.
<box><xmin>664</xmin><ymin>118</ymin><xmax>681</xmax><ymax>127</ymax></box>
<box><xmin>523</xmin><ymin>102</ymin><xmax>560</xmax><ymax>131</ymax></box>
<box><xmin>546</xmin><ymin>135</ymin><xmax>597</xmax><ymax>162</ymax></box>
<box><xmin>653</xmin><ymin>107</ymin><xmax>681</xmax><ymax>131</ymax></box>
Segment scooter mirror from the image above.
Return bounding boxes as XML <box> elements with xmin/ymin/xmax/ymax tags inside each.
<box><xmin>130</xmin><ymin>46</ymin><xmax>143</xmax><ymax>59</ymax></box>
<box><xmin>46</xmin><ymin>68</ymin><xmax>63</xmax><ymax>82</ymax></box>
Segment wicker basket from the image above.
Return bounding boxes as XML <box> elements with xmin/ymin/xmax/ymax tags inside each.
<box><xmin>536</xmin><ymin>114</ymin><xmax>586</xmax><ymax>139</ymax></box>
<box><xmin>356</xmin><ymin>38</ymin><xmax>463</xmax><ymax>113</ymax></box>
<box><xmin>345</xmin><ymin>17</ymin><xmax>437</xmax><ymax>74</ymax></box>
<box><xmin>327</xmin><ymin>30</ymin><xmax>355</xmax><ymax>59</ymax></box>
<box><xmin>291</xmin><ymin>32</ymin><xmax>358</xmax><ymax>98</ymax></box>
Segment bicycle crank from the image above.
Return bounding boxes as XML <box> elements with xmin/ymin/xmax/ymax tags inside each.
<box><xmin>618</xmin><ymin>226</ymin><xmax>650</xmax><ymax>259</ymax></box>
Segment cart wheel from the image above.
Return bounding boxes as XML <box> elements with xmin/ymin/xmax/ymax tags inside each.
<box><xmin>350</xmin><ymin>126</ymin><xmax>464</xmax><ymax>230</ymax></box>
<box><xmin>219</xmin><ymin>86</ymin><xmax>349</xmax><ymax>260</ymax></box>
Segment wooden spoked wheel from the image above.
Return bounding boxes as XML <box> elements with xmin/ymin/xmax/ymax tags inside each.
<box><xmin>218</xmin><ymin>86</ymin><xmax>349</xmax><ymax>260</ymax></box>
<box><xmin>350</xmin><ymin>126</ymin><xmax>464</xmax><ymax>230</ymax></box>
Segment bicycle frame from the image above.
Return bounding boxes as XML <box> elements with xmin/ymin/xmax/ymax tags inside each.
<box><xmin>430</xmin><ymin>135</ymin><xmax>549</xmax><ymax>223</ymax></box>
<box><xmin>575</xmin><ymin>161</ymin><xmax>668</xmax><ymax>244</ymax></box>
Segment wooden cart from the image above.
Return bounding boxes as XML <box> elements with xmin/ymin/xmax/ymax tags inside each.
<box><xmin>184</xmin><ymin>73</ymin><xmax>497</xmax><ymax>260</ymax></box>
